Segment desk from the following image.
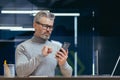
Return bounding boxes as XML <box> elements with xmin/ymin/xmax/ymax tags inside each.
<box><xmin>0</xmin><ymin>76</ymin><xmax>120</xmax><ymax>80</ymax></box>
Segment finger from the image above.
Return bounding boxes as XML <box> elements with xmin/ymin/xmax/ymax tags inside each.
<box><xmin>60</xmin><ymin>48</ymin><xmax>68</xmax><ymax>56</ymax></box>
<box><xmin>55</xmin><ymin>52</ymin><xmax>60</xmax><ymax>58</ymax></box>
<box><xmin>57</xmin><ymin>53</ymin><xmax>65</xmax><ymax>60</ymax></box>
<box><xmin>48</xmin><ymin>47</ymin><xmax>52</xmax><ymax>53</ymax></box>
<box><xmin>44</xmin><ymin>46</ymin><xmax>52</xmax><ymax>53</ymax></box>
<box><xmin>66</xmin><ymin>49</ymin><xmax>68</xmax><ymax>55</ymax></box>
<box><xmin>57</xmin><ymin>51</ymin><xmax>65</xmax><ymax>57</ymax></box>
<box><xmin>55</xmin><ymin>54</ymin><xmax>61</xmax><ymax>61</ymax></box>
<box><xmin>60</xmin><ymin>48</ymin><xmax>66</xmax><ymax>53</ymax></box>
<box><xmin>42</xmin><ymin>46</ymin><xmax>47</xmax><ymax>53</ymax></box>
<box><xmin>55</xmin><ymin>55</ymin><xmax>59</xmax><ymax>59</ymax></box>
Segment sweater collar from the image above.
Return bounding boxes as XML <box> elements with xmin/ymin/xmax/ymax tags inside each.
<box><xmin>31</xmin><ymin>35</ymin><xmax>47</xmax><ymax>43</ymax></box>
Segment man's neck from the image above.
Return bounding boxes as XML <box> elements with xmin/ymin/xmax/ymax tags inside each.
<box><xmin>31</xmin><ymin>35</ymin><xmax>47</xmax><ymax>43</ymax></box>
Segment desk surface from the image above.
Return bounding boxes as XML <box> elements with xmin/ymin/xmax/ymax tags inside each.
<box><xmin>0</xmin><ymin>76</ymin><xmax>120</xmax><ymax>80</ymax></box>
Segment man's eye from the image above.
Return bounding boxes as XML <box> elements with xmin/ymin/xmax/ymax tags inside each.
<box><xmin>43</xmin><ymin>25</ymin><xmax>47</xmax><ymax>27</ymax></box>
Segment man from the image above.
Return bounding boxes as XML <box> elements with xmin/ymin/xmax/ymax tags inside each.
<box><xmin>15</xmin><ymin>11</ymin><xmax>72</xmax><ymax>77</ymax></box>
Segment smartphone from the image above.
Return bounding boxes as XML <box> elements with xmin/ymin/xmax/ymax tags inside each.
<box><xmin>56</xmin><ymin>42</ymin><xmax>70</xmax><ymax>58</ymax></box>
<box><xmin>61</xmin><ymin>42</ymin><xmax>71</xmax><ymax>51</ymax></box>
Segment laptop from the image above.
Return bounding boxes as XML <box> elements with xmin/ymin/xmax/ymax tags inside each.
<box><xmin>111</xmin><ymin>55</ymin><xmax>120</xmax><ymax>77</ymax></box>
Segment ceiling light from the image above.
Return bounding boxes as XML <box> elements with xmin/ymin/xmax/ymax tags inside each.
<box><xmin>10</xmin><ymin>28</ymin><xmax>34</xmax><ymax>31</ymax></box>
<box><xmin>1</xmin><ymin>10</ymin><xmax>49</xmax><ymax>14</ymax></box>
<box><xmin>0</xmin><ymin>26</ymin><xmax>34</xmax><ymax>31</ymax></box>
<box><xmin>1</xmin><ymin>10</ymin><xmax>80</xmax><ymax>16</ymax></box>
<box><xmin>0</xmin><ymin>26</ymin><xmax>22</xmax><ymax>30</ymax></box>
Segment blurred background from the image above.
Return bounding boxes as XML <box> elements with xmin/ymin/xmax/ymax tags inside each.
<box><xmin>0</xmin><ymin>0</ymin><xmax>120</xmax><ymax>76</ymax></box>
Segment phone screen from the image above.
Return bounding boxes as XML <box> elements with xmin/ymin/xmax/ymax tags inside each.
<box><xmin>57</xmin><ymin>42</ymin><xmax>70</xmax><ymax>58</ymax></box>
<box><xmin>61</xmin><ymin>42</ymin><xmax>71</xmax><ymax>51</ymax></box>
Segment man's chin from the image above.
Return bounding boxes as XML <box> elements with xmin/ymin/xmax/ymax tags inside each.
<box><xmin>41</xmin><ymin>36</ymin><xmax>50</xmax><ymax>40</ymax></box>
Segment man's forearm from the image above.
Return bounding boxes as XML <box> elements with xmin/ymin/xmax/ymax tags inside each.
<box><xmin>16</xmin><ymin>55</ymin><xmax>44</xmax><ymax>77</ymax></box>
<box><xmin>60</xmin><ymin>62</ymin><xmax>73</xmax><ymax>77</ymax></box>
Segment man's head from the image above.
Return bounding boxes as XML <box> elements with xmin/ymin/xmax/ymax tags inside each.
<box><xmin>33</xmin><ymin>11</ymin><xmax>55</xmax><ymax>40</ymax></box>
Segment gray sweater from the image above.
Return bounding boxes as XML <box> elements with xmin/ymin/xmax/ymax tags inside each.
<box><xmin>15</xmin><ymin>36</ymin><xmax>72</xmax><ymax>77</ymax></box>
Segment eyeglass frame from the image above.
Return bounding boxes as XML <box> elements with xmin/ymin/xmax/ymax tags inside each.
<box><xmin>36</xmin><ymin>21</ymin><xmax>54</xmax><ymax>31</ymax></box>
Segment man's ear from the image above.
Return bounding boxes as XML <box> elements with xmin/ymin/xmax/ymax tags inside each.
<box><xmin>33</xmin><ymin>22</ymin><xmax>37</xmax><ymax>31</ymax></box>
<box><xmin>33</xmin><ymin>22</ymin><xmax>36</xmax><ymax>28</ymax></box>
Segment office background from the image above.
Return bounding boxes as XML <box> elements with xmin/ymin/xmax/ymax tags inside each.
<box><xmin>0</xmin><ymin>0</ymin><xmax>120</xmax><ymax>76</ymax></box>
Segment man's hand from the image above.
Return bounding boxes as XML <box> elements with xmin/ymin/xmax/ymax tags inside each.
<box><xmin>55</xmin><ymin>48</ymin><xmax>68</xmax><ymax>66</ymax></box>
<box><xmin>42</xmin><ymin>46</ymin><xmax>52</xmax><ymax>57</ymax></box>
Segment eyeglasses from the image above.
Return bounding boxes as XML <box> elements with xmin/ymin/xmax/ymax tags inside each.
<box><xmin>36</xmin><ymin>21</ymin><xmax>53</xmax><ymax>31</ymax></box>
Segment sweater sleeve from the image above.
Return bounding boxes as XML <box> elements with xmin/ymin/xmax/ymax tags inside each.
<box><xmin>15</xmin><ymin>44</ymin><xmax>44</xmax><ymax>77</ymax></box>
<box><xmin>52</xmin><ymin>41</ymin><xmax>73</xmax><ymax>77</ymax></box>
<box><xmin>60</xmin><ymin>61</ymin><xmax>73</xmax><ymax>77</ymax></box>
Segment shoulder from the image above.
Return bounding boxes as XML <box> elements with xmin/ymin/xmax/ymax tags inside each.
<box><xmin>16</xmin><ymin>39</ymin><xmax>31</xmax><ymax>50</ymax></box>
<box><xmin>50</xmin><ymin>40</ymin><xmax>62</xmax><ymax>50</ymax></box>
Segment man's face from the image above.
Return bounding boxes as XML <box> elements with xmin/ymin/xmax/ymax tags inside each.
<box><xmin>34</xmin><ymin>17</ymin><xmax>54</xmax><ymax>40</ymax></box>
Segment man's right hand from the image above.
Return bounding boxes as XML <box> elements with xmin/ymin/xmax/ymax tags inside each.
<box><xmin>42</xmin><ymin>46</ymin><xmax>52</xmax><ymax>56</ymax></box>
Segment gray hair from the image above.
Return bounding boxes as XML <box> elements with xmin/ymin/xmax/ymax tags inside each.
<box><xmin>33</xmin><ymin>11</ymin><xmax>55</xmax><ymax>23</ymax></box>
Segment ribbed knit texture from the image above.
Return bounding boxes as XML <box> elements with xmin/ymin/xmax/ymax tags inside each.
<box><xmin>15</xmin><ymin>36</ymin><xmax>72</xmax><ymax>77</ymax></box>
